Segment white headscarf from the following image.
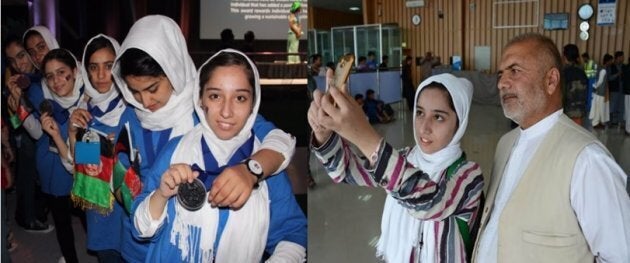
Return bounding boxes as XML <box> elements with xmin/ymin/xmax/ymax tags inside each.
<box><xmin>40</xmin><ymin>49</ymin><xmax>85</xmax><ymax>109</ymax></box>
<box><xmin>23</xmin><ymin>25</ymin><xmax>60</xmax><ymax>70</ymax></box>
<box><xmin>408</xmin><ymin>73</ymin><xmax>473</xmax><ymax>176</ymax></box>
<box><xmin>81</xmin><ymin>34</ymin><xmax>125</xmax><ymax>127</ymax></box>
<box><xmin>113</xmin><ymin>15</ymin><xmax>195</xmax><ymax>138</ymax></box>
<box><xmin>377</xmin><ymin>73</ymin><xmax>473</xmax><ymax>263</ymax></box>
<box><xmin>191</xmin><ymin>48</ymin><xmax>261</xmax><ymax>166</ymax></box>
<box><xmin>168</xmin><ymin>49</ymin><xmax>268</xmax><ymax>262</ymax></box>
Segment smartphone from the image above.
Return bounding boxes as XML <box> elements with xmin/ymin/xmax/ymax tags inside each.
<box><xmin>330</xmin><ymin>54</ymin><xmax>355</xmax><ymax>94</ymax></box>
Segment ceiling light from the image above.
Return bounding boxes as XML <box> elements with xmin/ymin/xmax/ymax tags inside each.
<box><xmin>349</xmin><ymin>7</ymin><xmax>360</xmax><ymax>11</ymax></box>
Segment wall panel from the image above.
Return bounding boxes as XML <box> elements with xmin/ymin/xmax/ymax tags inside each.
<box><xmin>363</xmin><ymin>0</ymin><xmax>630</xmax><ymax>85</ymax></box>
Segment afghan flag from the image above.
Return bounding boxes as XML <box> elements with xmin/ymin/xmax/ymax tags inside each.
<box><xmin>112</xmin><ymin>126</ymin><xmax>143</xmax><ymax>214</ymax></box>
<box><xmin>71</xmin><ymin>129</ymin><xmax>115</xmax><ymax>215</ymax></box>
<box><xmin>8</xmin><ymin>97</ymin><xmax>34</xmax><ymax>129</ymax></box>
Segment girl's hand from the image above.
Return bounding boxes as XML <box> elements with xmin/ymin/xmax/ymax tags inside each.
<box><xmin>318</xmin><ymin>87</ymin><xmax>383</xmax><ymax>158</ymax></box>
<box><xmin>6</xmin><ymin>75</ymin><xmax>23</xmax><ymax>101</ymax></box>
<box><xmin>68</xmin><ymin>108</ymin><xmax>92</xmax><ymax>134</ymax></box>
<box><xmin>308</xmin><ymin>89</ymin><xmax>333</xmax><ymax>145</ymax></box>
<box><xmin>40</xmin><ymin>113</ymin><xmax>61</xmax><ymax>138</ymax></box>
<box><xmin>156</xmin><ymin>163</ymin><xmax>199</xmax><ymax>199</ymax></box>
<box><xmin>7</xmin><ymin>95</ymin><xmax>19</xmax><ymax>113</ymax></box>
<box><xmin>209</xmin><ymin>164</ymin><xmax>257</xmax><ymax>209</ymax></box>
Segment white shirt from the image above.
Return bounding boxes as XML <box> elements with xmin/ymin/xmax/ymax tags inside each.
<box><xmin>476</xmin><ymin>110</ymin><xmax>630</xmax><ymax>263</ymax></box>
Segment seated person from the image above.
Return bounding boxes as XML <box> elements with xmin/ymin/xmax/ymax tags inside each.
<box><xmin>379</xmin><ymin>55</ymin><xmax>389</xmax><ymax>70</ymax></box>
<box><xmin>355</xmin><ymin>94</ymin><xmax>365</xmax><ymax>107</ymax></box>
<box><xmin>364</xmin><ymin>89</ymin><xmax>393</xmax><ymax>124</ymax></box>
<box><xmin>367</xmin><ymin>51</ymin><xmax>378</xmax><ymax>70</ymax></box>
<box><xmin>356</xmin><ymin>56</ymin><xmax>370</xmax><ymax>72</ymax></box>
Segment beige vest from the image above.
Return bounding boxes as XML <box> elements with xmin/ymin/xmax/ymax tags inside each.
<box><xmin>473</xmin><ymin>115</ymin><xmax>605</xmax><ymax>263</ymax></box>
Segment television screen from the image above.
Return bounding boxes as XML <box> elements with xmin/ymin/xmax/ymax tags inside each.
<box><xmin>200</xmin><ymin>0</ymin><xmax>309</xmax><ymax>40</ymax></box>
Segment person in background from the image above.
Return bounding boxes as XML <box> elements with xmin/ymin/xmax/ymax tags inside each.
<box><xmin>561</xmin><ymin>44</ymin><xmax>588</xmax><ymax>126</ymax></box>
<box><xmin>364</xmin><ymin>89</ymin><xmax>393</xmax><ymax>124</ymax></box>
<box><xmin>2</xmin><ymin>118</ymin><xmax>18</xmax><ymax>261</ymax></box>
<box><xmin>287</xmin><ymin>1</ymin><xmax>303</xmax><ymax>63</ymax></box>
<box><xmin>473</xmin><ymin>33</ymin><xmax>630</xmax><ymax>263</ymax></box>
<box><xmin>23</xmin><ymin>26</ymin><xmax>59</xmax><ymax>70</ymax></box>
<box><xmin>309</xmin><ymin>54</ymin><xmax>324</xmax><ymax>78</ymax></box>
<box><xmin>3</xmin><ymin>35</ymin><xmax>54</xmax><ymax>234</ymax></box>
<box><xmin>379</xmin><ymin>55</ymin><xmax>389</xmax><ymax>70</ymax></box>
<box><xmin>590</xmin><ymin>54</ymin><xmax>613</xmax><ymax>129</ymax></box>
<box><xmin>354</xmin><ymin>93</ymin><xmax>365</xmax><ymax>107</ymax></box>
<box><xmin>401</xmin><ymin>55</ymin><xmax>415</xmax><ymax>111</ymax></box>
<box><xmin>219</xmin><ymin>28</ymin><xmax>236</xmax><ymax>50</ymax></box>
<box><xmin>356</xmin><ymin>56</ymin><xmax>369</xmax><ymax>72</ymax></box>
<box><xmin>367</xmin><ymin>51</ymin><xmax>378</xmax><ymax>70</ymax></box>
<box><xmin>581</xmin><ymin>52</ymin><xmax>597</xmax><ymax>113</ymax></box>
<box><xmin>608</xmin><ymin>51</ymin><xmax>624</xmax><ymax>126</ymax></box>
<box><xmin>419</xmin><ymin>52</ymin><xmax>436</xmax><ymax>82</ymax></box>
<box><xmin>241</xmin><ymin>30</ymin><xmax>256</xmax><ymax>53</ymax></box>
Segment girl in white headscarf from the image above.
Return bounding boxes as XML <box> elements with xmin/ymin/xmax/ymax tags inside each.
<box><xmin>113</xmin><ymin>15</ymin><xmax>297</xmax><ymax>262</ymax></box>
<box><xmin>65</xmin><ymin>34</ymin><xmax>133</xmax><ymax>262</ymax></box>
<box><xmin>23</xmin><ymin>25</ymin><xmax>60</xmax><ymax>69</ymax></box>
<box><xmin>39</xmin><ymin>48</ymin><xmax>85</xmax><ymax>263</ymax></box>
<box><xmin>310</xmin><ymin>73</ymin><xmax>484</xmax><ymax>262</ymax></box>
<box><xmin>132</xmin><ymin>49</ymin><xmax>307</xmax><ymax>262</ymax></box>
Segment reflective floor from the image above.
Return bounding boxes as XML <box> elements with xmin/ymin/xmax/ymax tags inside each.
<box><xmin>307</xmin><ymin>101</ymin><xmax>630</xmax><ymax>262</ymax></box>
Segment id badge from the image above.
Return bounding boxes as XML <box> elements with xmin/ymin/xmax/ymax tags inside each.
<box><xmin>75</xmin><ymin>130</ymin><xmax>100</xmax><ymax>165</ymax></box>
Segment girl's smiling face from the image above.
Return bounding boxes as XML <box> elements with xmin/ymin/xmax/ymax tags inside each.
<box><xmin>44</xmin><ymin>59</ymin><xmax>76</xmax><ymax>98</ymax></box>
<box><xmin>200</xmin><ymin>65</ymin><xmax>254</xmax><ymax>140</ymax></box>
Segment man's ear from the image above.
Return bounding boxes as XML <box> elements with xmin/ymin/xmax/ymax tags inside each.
<box><xmin>545</xmin><ymin>67</ymin><xmax>561</xmax><ymax>95</ymax></box>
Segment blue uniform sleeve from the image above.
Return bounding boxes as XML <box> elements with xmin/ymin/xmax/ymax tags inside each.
<box><xmin>265</xmin><ymin>173</ymin><xmax>308</xmax><ymax>253</ymax></box>
<box><xmin>26</xmin><ymin>81</ymin><xmax>44</xmax><ymax>118</ymax></box>
<box><xmin>130</xmin><ymin>136</ymin><xmax>182</xmax><ymax>240</ymax></box>
<box><xmin>253</xmin><ymin>114</ymin><xmax>276</xmax><ymax>137</ymax></box>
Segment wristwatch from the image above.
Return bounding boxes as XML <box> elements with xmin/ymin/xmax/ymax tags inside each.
<box><xmin>243</xmin><ymin>158</ymin><xmax>263</xmax><ymax>188</ymax></box>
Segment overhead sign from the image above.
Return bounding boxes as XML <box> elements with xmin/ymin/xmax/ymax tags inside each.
<box><xmin>597</xmin><ymin>0</ymin><xmax>616</xmax><ymax>26</ymax></box>
<box><xmin>405</xmin><ymin>0</ymin><xmax>425</xmax><ymax>8</ymax></box>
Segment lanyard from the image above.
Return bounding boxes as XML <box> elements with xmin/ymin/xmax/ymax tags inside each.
<box><xmin>193</xmin><ymin>133</ymin><xmax>255</xmax><ymax>255</ymax></box>
<box><xmin>193</xmin><ymin>134</ymin><xmax>255</xmax><ymax>189</ymax></box>
<box><xmin>88</xmin><ymin>96</ymin><xmax>121</xmax><ymax>119</ymax></box>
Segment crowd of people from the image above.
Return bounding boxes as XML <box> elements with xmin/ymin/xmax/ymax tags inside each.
<box><xmin>559</xmin><ymin>44</ymin><xmax>629</xmax><ymax>135</ymax></box>
<box><xmin>2</xmin><ymin>15</ymin><xmax>306</xmax><ymax>263</ymax></box>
